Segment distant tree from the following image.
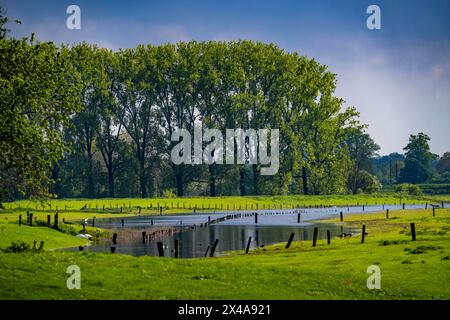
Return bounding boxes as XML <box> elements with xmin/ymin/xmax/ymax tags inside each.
<box><xmin>399</xmin><ymin>133</ymin><xmax>435</xmax><ymax>184</ymax></box>
<box><xmin>436</xmin><ymin>152</ymin><xmax>450</xmax><ymax>174</ymax></box>
<box><xmin>350</xmin><ymin>170</ymin><xmax>381</xmax><ymax>194</ymax></box>
<box><xmin>344</xmin><ymin>127</ymin><xmax>380</xmax><ymax>193</ymax></box>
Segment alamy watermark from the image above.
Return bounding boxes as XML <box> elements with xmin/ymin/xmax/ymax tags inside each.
<box><xmin>171</xmin><ymin>125</ymin><xmax>279</xmax><ymax>175</ymax></box>
<box><xmin>366</xmin><ymin>265</ymin><xmax>381</xmax><ymax>290</ymax></box>
<box><xmin>66</xmin><ymin>265</ymin><xmax>81</xmax><ymax>289</ymax></box>
<box><xmin>66</xmin><ymin>5</ymin><xmax>81</xmax><ymax>30</ymax></box>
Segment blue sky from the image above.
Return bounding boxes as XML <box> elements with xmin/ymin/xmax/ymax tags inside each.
<box><xmin>3</xmin><ymin>0</ymin><xmax>450</xmax><ymax>155</ymax></box>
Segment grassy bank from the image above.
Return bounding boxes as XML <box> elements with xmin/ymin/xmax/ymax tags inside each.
<box><xmin>0</xmin><ymin>207</ymin><xmax>449</xmax><ymax>299</ymax></box>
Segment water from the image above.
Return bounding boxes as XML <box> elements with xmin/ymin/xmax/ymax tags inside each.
<box><xmin>70</xmin><ymin>203</ymin><xmax>430</xmax><ymax>258</ymax></box>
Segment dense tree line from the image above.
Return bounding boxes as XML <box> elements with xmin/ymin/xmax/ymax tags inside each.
<box><xmin>53</xmin><ymin>41</ymin><xmax>363</xmax><ymax>198</ymax></box>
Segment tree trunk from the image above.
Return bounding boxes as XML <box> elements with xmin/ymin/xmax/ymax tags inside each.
<box><xmin>86</xmin><ymin>145</ymin><xmax>95</xmax><ymax>198</ymax></box>
<box><xmin>208</xmin><ymin>165</ymin><xmax>216</xmax><ymax>197</ymax></box>
<box><xmin>139</xmin><ymin>156</ymin><xmax>147</xmax><ymax>198</ymax></box>
<box><xmin>252</xmin><ymin>164</ymin><xmax>260</xmax><ymax>195</ymax></box>
<box><xmin>302</xmin><ymin>166</ymin><xmax>308</xmax><ymax>195</ymax></box>
<box><xmin>175</xmin><ymin>168</ymin><xmax>184</xmax><ymax>197</ymax></box>
<box><xmin>239</xmin><ymin>167</ymin><xmax>246</xmax><ymax>196</ymax></box>
<box><xmin>107</xmin><ymin>164</ymin><xmax>115</xmax><ymax>198</ymax></box>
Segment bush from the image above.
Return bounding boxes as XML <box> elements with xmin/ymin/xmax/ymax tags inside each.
<box><xmin>396</xmin><ymin>183</ymin><xmax>422</xmax><ymax>196</ymax></box>
<box><xmin>161</xmin><ymin>189</ymin><xmax>176</xmax><ymax>198</ymax></box>
<box><xmin>3</xmin><ymin>241</ymin><xmax>31</xmax><ymax>253</ymax></box>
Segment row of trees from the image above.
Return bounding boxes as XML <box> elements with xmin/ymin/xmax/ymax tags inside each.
<box><xmin>54</xmin><ymin>41</ymin><xmax>363</xmax><ymax>199</ymax></box>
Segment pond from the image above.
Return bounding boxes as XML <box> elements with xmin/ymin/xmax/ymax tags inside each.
<box><xmin>70</xmin><ymin>204</ymin><xmax>429</xmax><ymax>258</ymax></box>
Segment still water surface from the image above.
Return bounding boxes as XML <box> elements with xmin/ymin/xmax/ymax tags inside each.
<box><xmin>73</xmin><ymin>204</ymin><xmax>429</xmax><ymax>258</ymax></box>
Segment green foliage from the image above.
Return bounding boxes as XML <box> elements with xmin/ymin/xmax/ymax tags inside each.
<box><xmin>3</xmin><ymin>241</ymin><xmax>30</xmax><ymax>253</ymax></box>
<box><xmin>396</xmin><ymin>183</ymin><xmax>423</xmax><ymax>196</ymax></box>
<box><xmin>400</xmin><ymin>133</ymin><xmax>435</xmax><ymax>184</ymax></box>
<box><xmin>0</xmin><ymin>36</ymin><xmax>82</xmax><ymax>201</ymax></box>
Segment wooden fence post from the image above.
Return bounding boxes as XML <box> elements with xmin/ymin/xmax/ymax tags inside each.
<box><xmin>340</xmin><ymin>212</ymin><xmax>343</xmax><ymax>222</ymax></box>
<box><xmin>19</xmin><ymin>214</ymin><xmax>22</xmax><ymax>227</ymax></box>
<box><xmin>327</xmin><ymin>230</ymin><xmax>331</xmax><ymax>245</ymax></box>
<box><xmin>46</xmin><ymin>215</ymin><xmax>50</xmax><ymax>228</ymax></box>
<box><xmin>209</xmin><ymin>239</ymin><xmax>219</xmax><ymax>257</ymax></box>
<box><xmin>410</xmin><ymin>223</ymin><xmax>416</xmax><ymax>241</ymax></box>
<box><xmin>297</xmin><ymin>213</ymin><xmax>301</xmax><ymax>223</ymax></box>
<box><xmin>142</xmin><ymin>232</ymin><xmax>146</xmax><ymax>244</ymax></box>
<box><xmin>157</xmin><ymin>242</ymin><xmax>164</xmax><ymax>257</ymax></box>
<box><xmin>386</xmin><ymin>209</ymin><xmax>389</xmax><ymax>219</ymax></box>
<box><xmin>285</xmin><ymin>232</ymin><xmax>295</xmax><ymax>249</ymax></box>
<box><xmin>361</xmin><ymin>225</ymin><xmax>366</xmax><ymax>244</ymax></box>
<box><xmin>174</xmin><ymin>239</ymin><xmax>179</xmax><ymax>258</ymax></box>
<box><xmin>204</xmin><ymin>245</ymin><xmax>210</xmax><ymax>257</ymax></box>
<box><xmin>312</xmin><ymin>227</ymin><xmax>318</xmax><ymax>247</ymax></box>
<box><xmin>121</xmin><ymin>219</ymin><xmax>124</xmax><ymax>227</ymax></box>
<box><xmin>255</xmin><ymin>212</ymin><xmax>258</xmax><ymax>224</ymax></box>
<box><xmin>245</xmin><ymin>236</ymin><xmax>252</xmax><ymax>254</ymax></box>
<box><xmin>433</xmin><ymin>206</ymin><xmax>435</xmax><ymax>217</ymax></box>
<box><xmin>54</xmin><ymin>213</ymin><xmax>58</xmax><ymax>229</ymax></box>
<box><xmin>403</xmin><ymin>203</ymin><xmax>405</xmax><ymax>210</ymax></box>
<box><xmin>92</xmin><ymin>217</ymin><xmax>95</xmax><ymax>227</ymax></box>
<box><xmin>29</xmin><ymin>213</ymin><xmax>33</xmax><ymax>227</ymax></box>
<box><xmin>111</xmin><ymin>233</ymin><xmax>118</xmax><ymax>253</ymax></box>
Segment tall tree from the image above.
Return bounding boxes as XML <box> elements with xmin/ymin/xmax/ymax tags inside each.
<box><xmin>0</xmin><ymin>36</ymin><xmax>81</xmax><ymax>200</ymax></box>
<box><xmin>399</xmin><ymin>133</ymin><xmax>435</xmax><ymax>183</ymax></box>
<box><xmin>115</xmin><ymin>46</ymin><xmax>160</xmax><ymax>198</ymax></box>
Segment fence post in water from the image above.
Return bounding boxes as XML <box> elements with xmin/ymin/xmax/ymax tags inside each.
<box><xmin>111</xmin><ymin>233</ymin><xmax>118</xmax><ymax>253</ymax></box>
<box><xmin>255</xmin><ymin>212</ymin><xmax>258</xmax><ymax>224</ymax></box>
<box><xmin>386</xmin><ymin>209</ymin><xmax>389</xmax><ymax>219</ymax></box>
<box><xmin>403</xmin><ymin>203</ymin><xmax>405</xmax><ymax>210</ymax></box>
<box><xmin>312</xmin><ymin>227</ymin><xmax>318</xmax><ymax>247</ymax></box>
<box><xmin>442</xmin><ymin>201</ymin><xmax>444</xmax><ymax>208</ymax></box>
<box><xmin>121</xmin><ymin>219</ymin><xmax>124</xmax><ymax>228</ymax></box>
<box><xmin>92</xmin><ymin>217</ymin><xmax>95</xmax><ymax>227</ymax></box>
<box><xmin>157</xmin><ymin>242</ymin><xmax>164</xmax><ymax>257</ymax></box>
<box><xmin>425</xmin><ymin>203</ymin><xmax>428</xmax><ymax>209</ymax></box>
<box><xmin>340</xmin><ymin>212</ymin><xmax>343</xmax><ymax>222</ymax></box>
<box><xmin>142</xmin><ymin>232</ymin><xmax>146</xmax><ymax>244</ymax></box>
<box><xmin>297</xmin><ymin>213</ymin><xmax>301</xmax><ymax>223</ymax></box>
<box><xmin>285</xmin><ymin>232</ymin><xmax>295</xmax><ymax>249</ymax></box>
<box><xmin>410</xmin><ymin>223</ymin><xmax>416</xmax><ymax>241</ymax></box>
<box><xmin>54</xmin><ymin>213</ymin><xmax>58</xmax><ymax>229</ymax></box>
<box><xmin>19</xmin><ymin>214</ymin><xmax>22</xmax><ymax>227</ymax></box>
<box><xmin>362</xmin><ymin>205</ymin><xmax>365</xmax><ymax>212</ymax></box>
<box><xmin>174</xmin><ymin>239</ymin><xmax>179</xmax><ymax>258</ymax></box>
<box><xmin>361</xmin><ymin>225</ymin><xmax>366</xmax><ymax>244</ymax></box>
<box><xmin>209</xmin><ymin>239</ymin><xmax>219</xmax><ymax>257</ymax></box>
<box><xmin>208</xmin><ymin>216</ymin><xmax>211</xmax><ymax>224</ymax></box>
<box><xmin>204</xmin><ymin>246</ymin><xmax>210</xmax><ymax>257</ymax></box>
<box><xmin>327</xmin><ymin>230</ymin><xmax>331</xmax><ymax>245</ymax></box>
<box><xmin>245</xmin><ymin>236</ymin><xmax>252</xmax><ymax>254</ymax></box>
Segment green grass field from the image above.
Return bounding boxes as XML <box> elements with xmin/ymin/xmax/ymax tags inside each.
<box><xmin>0</xmin><ymin>205</ymin><xmax>449</xmax><ymax>299</ymax></box>
<box><xmin>1</xmin><ymin>193</ymin><xmax>442</xmax><ymax>218</ymax></box>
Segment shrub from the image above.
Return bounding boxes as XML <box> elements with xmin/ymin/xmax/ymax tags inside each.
<box><xmin>396</xmin><ymin>183</ymin><xmax>422</xmax><ymax>196</ymax></box>
<box><xmin>3</xmin><ymin>241</ymin><xmax>31</xmax><ymax>253</ymax></box>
